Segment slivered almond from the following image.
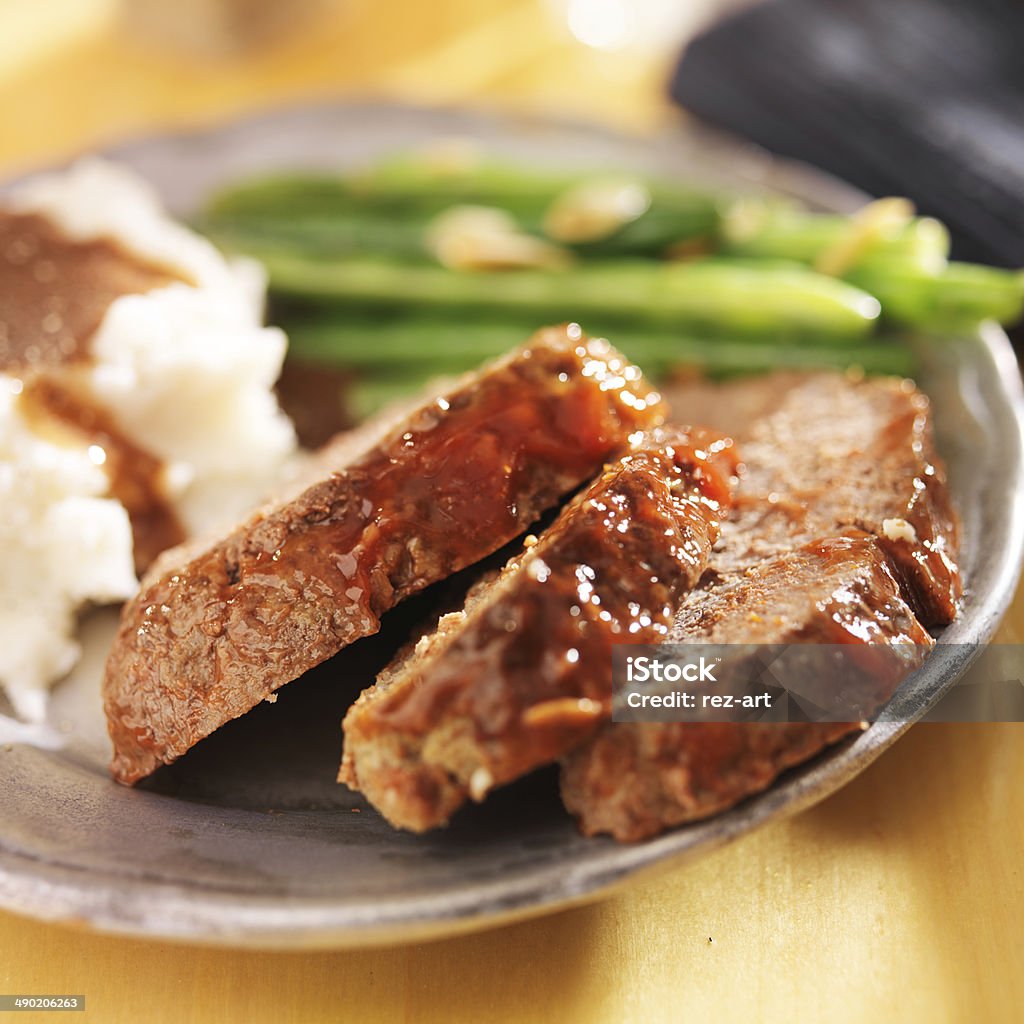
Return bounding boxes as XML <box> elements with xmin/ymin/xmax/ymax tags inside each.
<box><xmin>521</xmin><ymin>696</ymin><xmax>606</xmax><ymax>730</ymax></box>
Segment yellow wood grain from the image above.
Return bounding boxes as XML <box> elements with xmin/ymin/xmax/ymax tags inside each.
<box><xmin>0</xmin><ymin>2</ymin><xmax>1021</xmax><ymax>1021</ymax></box>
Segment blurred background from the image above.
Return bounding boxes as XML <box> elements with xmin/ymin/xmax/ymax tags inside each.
<box><xmin>0</xmin><ymin>0</ymin><xmax>737</xmax><ymax>171</ymax></box>
<box><xmin>6</xmin><ymin>0</ymin><xmax>1023</xmax><ymax>262</ymax></box>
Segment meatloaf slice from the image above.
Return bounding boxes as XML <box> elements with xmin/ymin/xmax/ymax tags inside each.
<box><xmin>340</xmin><ymin>426</ymin><xmax>739</xmax><ymax>831</ymax></box>
<box><xmin>560</xmin><ymin>535</ymin><xmax>934</xmax><ymax>841</ymax></box>
<box><xmin>674</xmin><ymin>372</ymin><xmax>962</xmax><ymax>626</ymax></box>
<box><xmin>561</xmin><ymin>372</ymin><xmax>961</xmax><ymax>841</ymax></box>
<box><xmin>103</xmin><ymin>325</ymin><xmax>665</xmax><ymax>784</ymax></box>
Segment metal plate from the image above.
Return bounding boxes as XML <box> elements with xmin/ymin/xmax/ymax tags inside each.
<box><xmin>1</xmin><ymin>103</ymin><xmax>1022</xmax><ymax>948</ymax></box>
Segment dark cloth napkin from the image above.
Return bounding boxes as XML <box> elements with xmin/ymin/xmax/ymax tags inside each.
<box><xmin>670</xmin><ymin>0</ymin><xmax>1024</xmax><ymax>267</ymax></box>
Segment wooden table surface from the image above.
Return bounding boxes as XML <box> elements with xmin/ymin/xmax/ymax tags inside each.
<box><xmin>0</xmin><ymin>2</ymin><xmax>1021</xmax><ymax>1021</ymax></box>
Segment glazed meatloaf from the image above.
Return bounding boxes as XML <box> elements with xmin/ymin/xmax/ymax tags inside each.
<box><xmin>340</xmin><ymin>426</ymin><xmax>739</xmax><ymax>831</ymax></box>
<box><xmin>669</xmin><ymin>371</ymin><xmax>962</xmax><ymax>625</ymax></box>
<box><xmin>560</xmin><ymin>535</ymin><xmax>934</xmax><ymax>840</ymax></box>
<box><xmin>561</xmin><ymin>372</ymin><xmax>962</xmax><ymax>840</ymax></box>
<box><xmin>103</xmin><ymin>326</ymin><xmax>665</xmax><ymax>784</ymax></box>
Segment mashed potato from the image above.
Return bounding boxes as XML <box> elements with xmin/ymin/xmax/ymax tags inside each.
<box><xmin>1</xmin><ymin>159</ymin><xmax>297</xmax><ymax>720</ymax></box>
<box><xmin>0</xmin><ymin>377</ymin><xmax>136</xmax><ymax>721</ymax></box>
<box><xmin>9</xmin><ymin>159</ymin><xmax>297</xmax><ymax>534</ymax></box>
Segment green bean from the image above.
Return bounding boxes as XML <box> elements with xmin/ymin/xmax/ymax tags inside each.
<box><xmin>201</xmin><ymin>215</ymin><xmax>436</xmax><ymax>261</ymax></box>
<box><xmin>845</xmin><ymin>260</ymin><xmax>1024</xmax><ymax>329</ymax></box>
<box><xmin>207</xmin><ymin>164</ymin><xmax>595</xmax><ymax>223</ymax></box>
<box><xmin>207</xmin><ymin>181</ymin><xmax>722</xmax><ymax>261</ymax></box>
<box><xmin>721</xmin><ymin>204</ymin><xmax>950</xmax><ymax>272</ymax></box>
<box><xmin>284</xmin><ymin>315</ymin><xmax>915</xmax><ymax>379</ymax></box>
<box><xmin>244</xmin><ymin>248</ymin><xmax>880</xmax><ymax>341</ymax></box>
<box><xmin>563</xmin><ymin>201</ymin><xmax>720</xmax><ymax>257</ymax></box>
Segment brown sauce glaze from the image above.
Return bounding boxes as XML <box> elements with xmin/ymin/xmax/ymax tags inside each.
<box><xmin>153</xmin><ymin>343</ymin><xmax>664</xmax><ymax>630</ymax></box>
<box><xmin>340</xmin><ymin>426</ymin><xmax>739</xmax><ymax>828</ymax></box>
<box><xmin>0</xmin><ymin>211</ymin><xmax>185</xmax><ymax>372</ymax></box>
<box><xmin>19</xmin><ymin>377</ymin><xmax>186</xmax><ymax>571</ymax></box>
<box><xmin>870</xmin><ymin>399</ymin><xmax>962</xmax><ymax>625</ymax></box>
<box><xmin>562</xmin><ymin>536</ymin><xmax>935</xmax><ymax>841</ymax></box>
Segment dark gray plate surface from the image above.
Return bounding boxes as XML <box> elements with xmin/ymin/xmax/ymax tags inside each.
<box><xmin>1</xmin><ymin>104</ymin><xmax>1022</xmax><ymax>948</ymax></box>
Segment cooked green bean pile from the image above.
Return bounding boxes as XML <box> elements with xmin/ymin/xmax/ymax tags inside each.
<box><xmin>199</xmin><ymin>151</ymin><xmax>1024</xmax><ymax>411</ymax></box>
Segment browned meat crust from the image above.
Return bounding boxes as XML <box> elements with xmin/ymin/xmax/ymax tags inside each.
<box><xmin>103</xmin><ymin>326</ymin><xmax>664</xmax><ymax>784</ymax></box>
<box><xmin>340</xmin><ymin>427</ymin><xmax>739</xmax><ymax>831</ymax></box>
<box><xmin>562</xmin><ymin>372</ymin><xmax>962</xmax><ymax>841</ymax></box>
<box><xmin>560</xmin><ymin>536</ymin><xmax>934</xmax><ymax>841</ymax></box>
